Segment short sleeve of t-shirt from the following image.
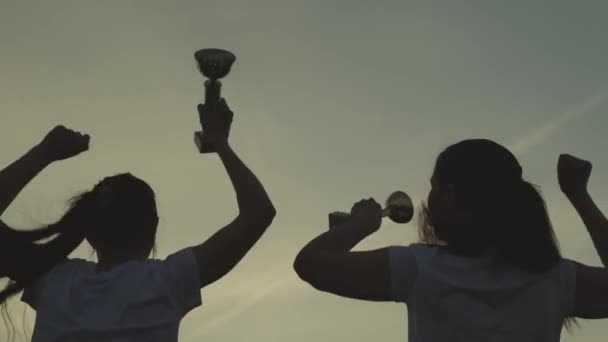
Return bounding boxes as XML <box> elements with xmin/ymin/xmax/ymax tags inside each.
<box><xmin>158</xmin><ymin>248</ymin><xmax>202</xmax><ymax>315</ymax></box>
<box><xmin>21</xmin><ymin>258</ymin><xmax>74</xmax><ymax>310</ymax></box>
<box><xmin>388</xmin><ymin>245</ymin><xmax>420</xmax><ymax>303</ymax></box>
<box><xmin>557</xmin><ymin>258</ymin><xmax>577</xmax><ymax>317</ymax></box>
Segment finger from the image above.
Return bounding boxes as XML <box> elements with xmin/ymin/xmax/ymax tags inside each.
<box><xmin>197</xmin><ymin>104</ymin><xmax>205</xmax><ymax>113</ymax></box>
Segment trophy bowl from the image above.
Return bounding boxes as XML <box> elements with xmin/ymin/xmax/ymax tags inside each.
<box><xmin>194</xmin><ymin>48</ymin><xmax>236</xmax><ymax>80</ymax></box>
<box><xmin>385</xmin><ymin>191</ymin><xmax>414</xmax><ymax>223</ymax></box>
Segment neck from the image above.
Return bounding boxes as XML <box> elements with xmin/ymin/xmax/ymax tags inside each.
<box><xmin>96</xmin><ymin>250</ymin><xmax>148</xmax><ymax>272</ymax></box>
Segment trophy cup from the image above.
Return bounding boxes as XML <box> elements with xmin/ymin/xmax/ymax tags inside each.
<box><xmin>328</xmin><ymin>191</ymin><xmax>414</xmax><ymax>229</ymax></box>
<box><xmin>194</xmin><ymin>48</ymin><xmax>237</xmax><ymax>153</ymax></box>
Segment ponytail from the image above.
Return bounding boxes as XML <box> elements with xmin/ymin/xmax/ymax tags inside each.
<box><xmin>491</xmin><ymin>180</ymin><xmax>561</xmax><ymax>272</ymax></box>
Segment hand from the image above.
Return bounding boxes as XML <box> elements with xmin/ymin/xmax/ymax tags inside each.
<box><xmin>198</xmin><ymin>98</ymin><xmax>233</xmax><ymax>146</ymax></box>
<box><xmin>37</xmin><ymin>125</ymin><xmax>90</xmax><ymax>162</ymax></box>
<box><xmin>349</xmin><ymin>198</ymin><xmax>383</xmax><ymax>233</ymax></box>
<box><xmin>558</xmin><ymin>153</ymin><xmax>592</xmax><ymax>198</ymax></box>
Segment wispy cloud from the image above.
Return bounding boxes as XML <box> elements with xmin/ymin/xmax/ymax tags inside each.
<box><xmin>192</xmin><ymin>265</ymin><xmax>299</xmax><ymax>337</ymax></box>
<box><xmin>509</xmin><ymin>90</ymin><xmax>608</xmax><ymax>156</ymax></box>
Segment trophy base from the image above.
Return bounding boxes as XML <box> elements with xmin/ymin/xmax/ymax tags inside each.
<box><xmin>194</xmin><ymin>131</ymin><xmax>215</xmax><ymax>153</ymax></box>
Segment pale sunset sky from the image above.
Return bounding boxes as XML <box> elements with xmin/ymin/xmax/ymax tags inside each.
<box><xmin>1</xmin><ymin>1</ymin><xmax>607</xmax><ymax>341</ymax></box>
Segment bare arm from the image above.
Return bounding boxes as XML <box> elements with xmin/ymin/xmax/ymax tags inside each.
<box><xmin>9</xmin><ymin>227</ymin><xmax>87</xmax><ymax>284</ymax></box>
<box><xmin>0</xmin><ymin>125</ymin><xmax>88</xmax><ymax>222</ymax></box>
<box><xmin>0</xmin><ymin>144</ymin><xmax>51</xmax><ymax>218</ymax></box>
<box><xmin>568</xmin><ymin>191</ymin><xmax>608</xmax><ymax>266</ymax></box>
<box><xmin>293</xmin><ymin>200</ymin><xmax>392</xmax><ymax>301</ymax></box>
<box><xmin>193</xmin><ymin>141</ymin><xmax>276</xmax><ymax>288</ymax></box>
<box><xmin>0</xmin><ymin>219</ymin><xmax>61</xmax><ymax>242</ymax></box>
<box><xmin>573</xmin><ymin>263</ymin><xmax>608</xmax><ymax>318</ymax></box>
<box><xmin>0</xmin><ymin>125</ymin><xmax>89</xmax><ymax>280</ymax></box>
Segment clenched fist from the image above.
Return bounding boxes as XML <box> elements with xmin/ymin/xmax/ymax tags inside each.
<box><xmin>558</xmin><ymin>153</ymin><xmax>592</xmax><ymax>198</ymax></box>
<box><xmin>37</xmin><ymin>125</ymin><xmax>90</xmax><ymax>162</ymax></box>
<box><xmin>349</xmin><ymin>198</ymin><xmax>383</xmax><ymax>233</ymax></box>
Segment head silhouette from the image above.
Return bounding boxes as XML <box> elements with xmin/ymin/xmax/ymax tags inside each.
<box><xmin>85</xmin><ymin>173</ymin><xmax>159</xmax><ymax>263</ymax></box>
<box><xmin>0</xmin><ymin>173</ymin><xmax>159</xmax><ymax>338</ymax></box>
<box><xmin>420</xmin><ymin>139</ymin><xmax>561</xmax><ymax>272</ymax></box>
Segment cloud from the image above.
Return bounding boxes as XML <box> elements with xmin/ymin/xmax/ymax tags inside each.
<box><xmin>509</xmin><ymin>90</ymin><xmax>608</xmax><ymax>156</ymax></box>
<box><xmin>191</xmin><ymin>267</ymin><xmax>299</xmax><ymax>337</ymax></box>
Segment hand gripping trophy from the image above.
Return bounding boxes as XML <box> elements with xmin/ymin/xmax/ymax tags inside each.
<box><xmin>193</xmin><ymin>48</ymin><xmax>237</xmax><ymax>153</ymax></box>
<box><xmin>328</xmin><ymin>191</ymin><xmax>414</xmax><ymax>228</ymax></box>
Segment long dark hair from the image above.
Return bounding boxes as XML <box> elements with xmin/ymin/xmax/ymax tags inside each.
<box><xmin>418</xmin><ymin>139</ymin><xmax>576</xmax><ymax>329</ymax></box>
<box><xmin>0</xmin><ymin>173</ymin><xmax>158</xmax><ymax>340</ymax></box>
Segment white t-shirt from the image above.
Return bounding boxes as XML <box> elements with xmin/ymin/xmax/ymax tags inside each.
<box><xmin>22</xmin><ymin>248</ymin><xmax>202</xmax><ymax>342</ymax></box>
<box><xmin>389</xmin><ymin>244</ymin><xmax>577</xmax><ymax>342</ymax></box>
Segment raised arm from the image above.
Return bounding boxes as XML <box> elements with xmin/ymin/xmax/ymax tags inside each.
<box><xmin>0</xmin><ymin>125</ymin><xmax>89</xmax><ymax>281</ymax></box>
<box><xmin>192</xmin><ymin>99</ymin><xmax>276</xmax><ymax>288</ymax></box>
<box><xmin>0</xmin><ymin>143</ymin><xmax>51</xmax><ymax>218</ymax></box>
<box><xmin>0</xmin><ymin>125</ymin><xmax>89</xmax><ymax>235</ymax></box>
<box><xmin>558</xmin><ymin>154</ymin><xmax>608</xmax><ymax>266</ymax></box>
<box><xmin>293</xmin><ymin>198</ymin><xmax>393</xmax><ymax>301</ymax></box>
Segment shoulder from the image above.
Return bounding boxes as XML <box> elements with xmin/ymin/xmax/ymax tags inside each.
<box><xmin>552</xmin><ymin>258</ymin><xmax>578</xmax><ymax>288</ymax></box>
<box><xmin>149</xmin><ymin>248</ymin><xmax>200</xmax><ymax>285</ymax></box>
<box><xmin>389</xmin><ymin>243</ymin><xmax>438</xmax><ymax>269</ymax></box>
<box><xmin>151</xmin><ymin>248</ymin><xmax>202</xmax><ymax>314</ymax></box>
<box><xmin>21</xmin><ymin>258</ymin><xmax>94</xmax><ymax>309</ymax></box>
<box><xmin>39</xmin><ymin>257</ymin><xmax>93</xmax><ymax>279</ymax></box>
<box><xmin>387</xmin><ymin>243</ymin><xmax>438</xmax><ymax>302</ymax></box>
<box><xmin>550</xmin><ymin>258</ymin><xmax>578</xmax><ymax>316</ymax></box>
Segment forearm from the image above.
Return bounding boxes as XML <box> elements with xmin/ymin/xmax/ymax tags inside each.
<box><xmin>8</xmin><ymin>228</ymin><xmax>85</xmax><ymax>284</ymax></box>
<box><xmin>193</xmin><ymin>142</ymin><xmax>276</xmax><ymax>286</ymax></box>
<box><xmin>569</xmin><ymin>191</ymin><xmax>608</xmax><ymax>266</ymax></box>
<box><xmin>0</xmin><ymin>144</ymin><xmax>51</xmax><ymax>217</ymax></box>
<box><xmin>215</xmin><ymin>142</ymin><xmax>275</xmax><ymax>217</ymax></box>
<box><xmin>0</xmin><ymin>219</ymin><xmax>58</xmax><ymax>242</ymax></box>
<box><xmin>196</xmin><ymin>215</ymin><xmax>273</xmax><ymax>283</ymax></box>
<box><xmin>293</xmin><ymin>218</ymin><xmax>379</xmax><ymax>286</ymax></box>
<box><xmin>299</xmin><ymin>219</ymin><xmax>376</xmax><ymax>256</ymax></box>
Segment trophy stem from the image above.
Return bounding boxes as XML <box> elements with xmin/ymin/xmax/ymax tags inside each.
<box><xmin>195</xmin><ymin>79</ymin><xmax>230</xmax><ymax>154</ymax></box>
<box><xmin>204</xmin><ymin>80</ymin><xmax>222</xmax><ymax>110</ymax></box>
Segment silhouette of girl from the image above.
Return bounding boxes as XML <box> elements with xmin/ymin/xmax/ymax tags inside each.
<box><xmin>1</xmin><ymin>99</ymin><xmax>276</xmax><ymax>342</ymax></box>
<box><xmin>295</xmin><ymin>139</ymin><xmax>608</xmax><ymax>342</ymax></box>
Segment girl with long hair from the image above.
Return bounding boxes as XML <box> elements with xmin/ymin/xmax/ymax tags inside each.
<box><xmin>295</xmin><ymin>139</ymin><xmax>608</xmax><ymax>341</ymax></box>
<box><xmin>1</xmin><ymin>99</ymin><xmax>276</xmax><ymax>342</ymax></box>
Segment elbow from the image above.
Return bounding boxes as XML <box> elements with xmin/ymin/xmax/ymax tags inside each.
<box><xmin>293</xmin><ymin>249</ymin><xmax>315</xmax><ymax>283</ymax></box>
<box><xmin>265</xmin><ymin>205</ymin><xmax>277</xmax><ymax>223</ymax></box>
<box><xmin>243</xmin><ymin>204</ymin><xmax>276</xmax><ymax>227</ymax></box>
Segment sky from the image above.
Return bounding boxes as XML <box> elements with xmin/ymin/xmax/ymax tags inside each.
<box><xmin>0</xmin><ymin>1</ymin><xmax>607</xmax><ymax>341</ymax></box>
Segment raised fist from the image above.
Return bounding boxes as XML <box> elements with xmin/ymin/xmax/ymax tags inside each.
<box><xmin>197</xmin><ymin>98</ymin><xmax>233</xmax><ymax>146</ymax></box>
<box><xmin>38</xmin><ymin>125</ymin><xmax>90</xmax><ymax>162</ymax></box>
<box><xmin>558</xmin><ymin>153</ymin><xmax>592</xmax><ymax>198</ymax></box>
<box><xmin>349</xmin><ymin>198</ymin><xmax>383</xmax><ymax>233</ymax></box>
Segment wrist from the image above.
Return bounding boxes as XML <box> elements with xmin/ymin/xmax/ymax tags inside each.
<box><xmin>29</xmin><ymin>144</ymin><xmax>54</xmax><ymax>167</ymax></box>
<box><xmin>565</xmin><ymin>189</ymin><xmax>590</xmax><ymax>203</ymax></box>
<box><xmin>214</xmin><ymin>140</ymin><xmax>231</xmax><ymax>153</ymax></box>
